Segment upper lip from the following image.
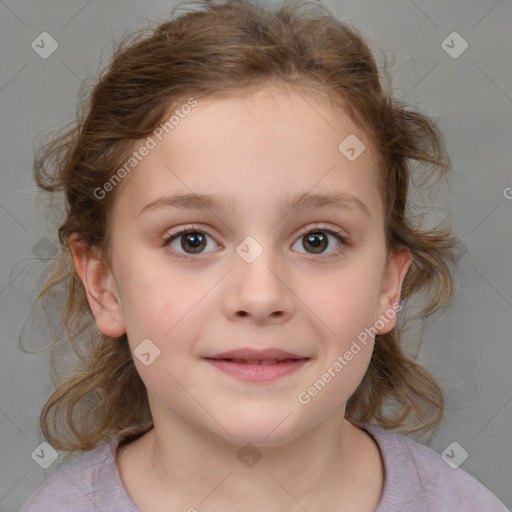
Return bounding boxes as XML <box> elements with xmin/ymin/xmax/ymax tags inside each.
<box><xmin>204</xmin><ymin>348</ymin><xmax>308</xmax><ymax>361</ymax></box>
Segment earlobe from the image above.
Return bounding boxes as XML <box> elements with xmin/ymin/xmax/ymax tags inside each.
<box><xmin>70</xmin><ymin>234</ymin><xmax>126</xmax><ymax>337</ymax></box>
<box><xmin>376</xmin><ymin>249</ymin><xmax>412</xmax><ymax>334</ymax></box>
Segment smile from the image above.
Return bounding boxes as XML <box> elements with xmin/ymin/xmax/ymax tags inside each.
<box><xmin>203</xmin><ymin>348</ymin><xmax>310</xmax><ymax>382</ymax></box>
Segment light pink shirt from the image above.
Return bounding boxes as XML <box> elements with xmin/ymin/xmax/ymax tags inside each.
<box><xmin>21</xmin><ymin>422</ymin><xmax>509</xmax><ymax>511</ymax></box>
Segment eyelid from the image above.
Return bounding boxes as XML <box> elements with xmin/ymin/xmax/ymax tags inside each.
<box><xmin>163</xmin><ymin>223</ymin><xmax>214</xmax><ymax>239</ymax></box>
<box><xmin>161</xmin><ymin>224</ymin><xmax>220</xmax><ymax>260</ymax></box>
<box><xmin>295</xmin><ymin>222</ymin><xmax>347</xmax><ymax>239</ymax></box>
<box><xmin>292</xmin><ymin>223</ymin><xmax>348</xmax><ymax>260</ymax></box>
<box><xmin>163</xmin><ymin>222</ymin><xmax>347</xmax><ymax>241</ymax></box>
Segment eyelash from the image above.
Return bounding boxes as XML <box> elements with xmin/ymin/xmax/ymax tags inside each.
<box><xmin>161</xmin><ymin>223</ymin><xmax>348</xmax><ymax>261</ymax></box>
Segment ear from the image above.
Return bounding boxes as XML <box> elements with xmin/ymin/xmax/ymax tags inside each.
<box><xmin>376</xmin><ymin>248</ymin><xmax>412</xmax><ymax>334</ymax></box>
<box><xmin>70</xmin><ymin>234</ymin><xmax>126</xmax><ymax>337</ymax></box>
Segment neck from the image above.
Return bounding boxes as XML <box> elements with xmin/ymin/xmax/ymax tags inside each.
<box><xmin>137</xmin><ymin>406</ymin><xmax>377</xmax><ymax>511</ymax></box>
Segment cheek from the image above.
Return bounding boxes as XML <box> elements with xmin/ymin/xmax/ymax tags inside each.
<box><xmin>119</xmin><ymin>281</ymin><xmax>195</xmax><ymax>344</ymax></box>
<box><xmin>295</xmin><ymin>270</ymin><xmax>381</xmax><ymax>412</ymax></box>
<box><xmin>308</xmin><ymin>263</ymin><xmax>383</xmax><ymax>347</ymax></box>
<box><xmin>115</xmin><ymin>254</ymin><xmax>214</xmax><ymax>360</ymax></box>
<box><xmin>115</xmin><ymin>270</ymin><xmax>207</xmax><ymax>400</ymax></box>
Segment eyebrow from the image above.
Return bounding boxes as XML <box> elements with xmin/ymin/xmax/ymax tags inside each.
<box><xmin>138</xmin><ymin>190</ymin><xmax>370</xmax><ymax>218</ymax></box>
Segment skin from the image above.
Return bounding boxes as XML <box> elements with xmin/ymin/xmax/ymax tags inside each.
<box><xmin>72</xmin><ymin>85</ymin><xmax>411</xmax><ymax>511</ymax></box>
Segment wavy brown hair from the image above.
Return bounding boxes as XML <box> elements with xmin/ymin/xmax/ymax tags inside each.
<box><xmin>25</xmin><ymin>0</ymin><xmax>459</xmax><ymax>455</ymax></box>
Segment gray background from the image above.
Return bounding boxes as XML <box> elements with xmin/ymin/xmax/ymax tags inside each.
<box><xmin>1</xmin><ymin>0</ymin><xmax>511</xmax><ymax>510</ymax></box>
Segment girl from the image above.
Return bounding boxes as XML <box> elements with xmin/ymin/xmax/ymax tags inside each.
<box><xmin>20</xmin><ymin>0</ymin><xmax>508</xmax><ymax>510</ymax></box>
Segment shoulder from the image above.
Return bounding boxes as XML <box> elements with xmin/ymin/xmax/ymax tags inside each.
<box><xmin>20</xmin><ymin>434</ymin><xmax>140</xmax><ymax>512</ymax></box>
<box><xmin>361</xmin><ymin>423</ymin><xmax>509</xmax><ymax>512</ymax></box>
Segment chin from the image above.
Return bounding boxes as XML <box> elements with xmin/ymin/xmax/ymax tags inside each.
<box><xmin>213</xmin><ymin>410</ymin><xmax>304</xmax><ymax>447</ymax></box>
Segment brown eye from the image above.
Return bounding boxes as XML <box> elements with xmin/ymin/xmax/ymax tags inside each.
<box><xmin>165</xmin><ymin>229</ymin><xmax>219</xmax><ymax>257</ymax></box>
<box><xmin>180</xmin><ymin>232</ymin><xmax>207</xmax><ymax>253</ymax></box>
<box><xmin>291</xmin><ymin>226</ymin><xmax>347</xmax><ymax>259</ymax></box>
<box><xmin>303</xmin><ymin>232</ymin><xmax>328</xmax><ymax>254</ymax></box>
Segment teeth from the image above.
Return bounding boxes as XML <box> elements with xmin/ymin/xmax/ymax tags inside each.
<box><xmin>228</xmin><ymin>358</ymin><xmax>281</xmax><ymax>365</ymax></box>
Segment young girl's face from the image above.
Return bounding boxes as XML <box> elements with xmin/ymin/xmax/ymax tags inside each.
<box><xmin>88</xmin><ymin>86</ymin><xmax>410</xmax><ymax>445</ymax></box>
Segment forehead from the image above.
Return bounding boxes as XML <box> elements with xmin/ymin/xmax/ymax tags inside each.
<box><xmin>112</xmin><ymin>86</ymin><xmax>384</xmax><ymax>222</ymax></box>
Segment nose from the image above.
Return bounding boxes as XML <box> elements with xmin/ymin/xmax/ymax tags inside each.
<box><xmin>223</xmin><ymin>243</ymin><xmax>295</xmax><ymax>325</ymax></box>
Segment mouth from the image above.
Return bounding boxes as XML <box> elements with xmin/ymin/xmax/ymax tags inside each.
<box><xmin>203</xmin><ymin>348</ymin><xmax>310</xmax><ymax>382</ymax></box>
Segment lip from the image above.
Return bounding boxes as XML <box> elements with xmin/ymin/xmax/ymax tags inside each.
<box><xmin>206</xmin><ymin>348</ymin><xmax>306</xmax><ymax>361</ymax></box>
<box><xmin>203</xmin><ymin>348</ymin><xmax>310</xmax><ymax>382</ymax></box>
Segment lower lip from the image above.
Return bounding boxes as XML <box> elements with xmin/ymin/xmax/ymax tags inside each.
<box><xmin>204</xmin><ymin>358</ymin><xmax>309</xmax><ymax>382</ymax></box>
